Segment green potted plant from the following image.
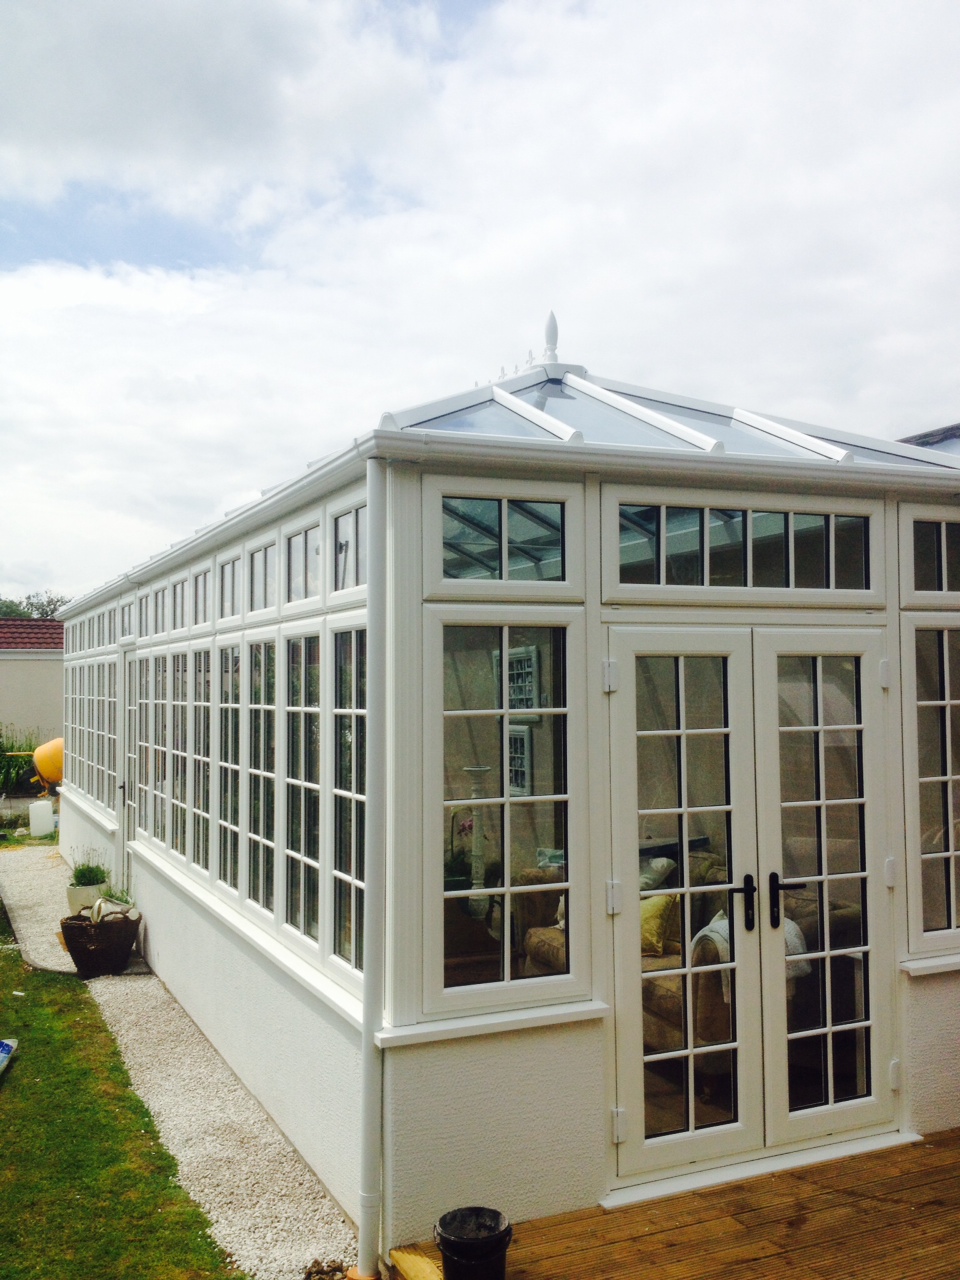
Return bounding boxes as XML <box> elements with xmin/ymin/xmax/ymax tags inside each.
<box><xmin>66</xmin><ymin>862</ymin><xmax>110</xmax><ymax>916</ymax></box>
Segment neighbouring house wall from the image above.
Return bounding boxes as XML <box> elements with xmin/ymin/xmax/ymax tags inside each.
<box><xmin>901</xmin><ymin>972</ymin><xmax>960</xmax><ymax>1133</ymax></box>
<box><xmin>130</xmin><ymin>851</ymin><xmax>364</xmax><ymax>1225</ymax></box>
<box><xmin>0</xmin><ymin>652</ymin><xmax>63</xmax><ymax>742</ymax></box>
<box><xmin>381</xmin><ymin>1020</ymin><xmax>607</xmax><ymax>1248</ymax></box>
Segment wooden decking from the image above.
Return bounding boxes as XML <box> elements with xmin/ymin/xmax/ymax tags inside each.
<box><xmin>393</xmin><ymin>1129</ymin><xmax>960</xmax><ymax>1279</ymax></box>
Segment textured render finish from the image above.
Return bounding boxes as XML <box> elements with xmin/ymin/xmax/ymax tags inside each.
<box><xmin>0</xmin><ymin>654</ymin><xmax>63</xmax><ymax>741</ymax></box>
<box><xmin>132</xmin><ymin>857</ymin><xmax>364</xmax><ymax>1224</ymax></box>
<box><xmin>382</xmin><ymin>1020</ymin><xmax>607</xmax><ymax>1248</ymax></box>
<box><xmin>903</xmin><ymin>971</ymin><xmax>960</xmax><ymax>1134</ymax></box>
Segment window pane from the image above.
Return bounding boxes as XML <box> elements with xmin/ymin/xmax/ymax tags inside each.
<box><xmin>779</xmin><ymin>656</ymin><xmax>817</xmax><ymax>727</ymax></box>
<box><xmin>355</xmin><ymin>505</ymin><xmax>367</xmax><ymax>587</ymax></box>
<box><xmin>665</xmin><ymin>507</ymin><xmax>703</xmax><ymax>585</ymax></box>
<box><xmin>947</xmin><ymin>524</ymin><xmax>960</xmax><ymax>593</ymax></box>
<box><xmin>620</xmin><ymin>505</ymin><xmax>659</xmax><ymax>584</ymax></box>
<box><xmin>914</xmin><ymin>521</ymin><xmax>941</xmax><ymax>591</ymax></box>
<box><xmin>708</xmin><ymin>510</ymin><xmax>745</xmax><ymax>587</ymax></box>
<box><xmin>826</xmin><ymin>803</ymin><xmax>864</xmax><ymax>874</ymax></box>
<box><xmin>444</xmin><ymin>627</ymin><xmax>501</xmax><ymax>711</ymax></box>
<box><xmin>444</xmin><ymin>895</ymin><xmax>503</xmax><ymax>986</ymax></box>
<box><xmin>509</xmin><ymin>800</ymin><xmax>567</xmax><ymax>884</ymax></box>
<box><xmin>636</xmin><ymin>656</ymin><xmax>678</xmax><ymax>732</ymax></box>
<box><xmin>443</xmin><ymin>497</ymin><xmax>501</xmax><ymax>579</ymax></box>
<box><xmin>823</xmin><ymin>729</ymin><xmax>861</xmax><ymax>801</ymax></box>
<box><xmin>752</xmin><ymin>512</ymin><xmax>788</xmax><ymax>587</ymax></box>
<box><xmin>916</xmin><ymin>630</ymin><xmax>944</xmax><ymax>702</ymax></box>
<box><xmin>445</xmin><ymin>804</ymin><xmax>503</xmax><ymax>890</ymax></box>
<box><xmin>834</xmin><ymin>516</ymin><xmax>869</xmax><ymax>590</ymax></box>
<box><xmin>684</xmin><ymin>656</ymin><xmax>725</xmax><ymax>730</ymax></box>
<box><xmin>334</xmin><ymin>510</ymin><xmax>354</xmax><ymax>592</ymax></box>
<box><xmin>922</xmin><ymin>857</ymin><xmax>950</xmax><ymax>930</ymax></box>
<box><xmin>918</xmin><ymin>705</ymin><xmax>946</xmax><ymax>778</ymax></box>
<box><xmin>506</xmin><ymin>627</ymin><xmax>565</xmax><ymax>709</ymax></box>
<box><xmin>821</xmin><ymin>656</ymin><xmax>859</xmax><ymax>727</ymax></box>
<box><xmin>637</xmin><ymin>735</ymin><xmax>680</xmax><ymax>810</ymax></box>
<box><xmin>794</xmin><ymin>514</ymin><xmax>828</xmax><ymax>588</ymax></box>
<box><xmin>781</xmin><ymin>732</ymin><xmax>819</xmax><ymax>802</ymax></box>
<box><xmin>782</xmin><ymin>805</ymin><xmax>821</xmax><ymax>879</ymax></box>
<box><xmin>305</xmin><ymin>525</ymin><xmax>321</xmax><ymax>597</ymax></box>
<box><xmin>507</xmin><ymin>501</ymin><xmax>564</xmax><ymax>581</ymax></box>
<box><xmin>686</xmin><ymin>734</ymin><xmax>728</xmax><ymax>808</ymax></box>
<box><xmin>444</xmin><ymin>717</ymin><xmax>503</xmax><ymax>800</ymax></box>
<box><xmin>264</xmin><ymin>544</ymin><xmax>277</xmax><ymax>607</ymax></box>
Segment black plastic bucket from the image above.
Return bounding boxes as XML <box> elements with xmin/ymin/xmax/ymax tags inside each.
<box><xmin>433</xmin><ymin>1206</ymin><xmax>512</xmax><ymax>1280</ymax></box>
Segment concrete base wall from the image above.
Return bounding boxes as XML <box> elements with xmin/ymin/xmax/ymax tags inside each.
<box><xmin>382</xmin><ymin>1020</ymin><xmax>607</xmax><ymax>1249</ymax></box>
<box><xmin>129</xmin><ymin>851</ymin><xmax>364</xmax><ymax>1225</ymax></box>
<box><xmin>59</xmin><ymin>793</ymin><xmax>118</xmax><ymax>877</ymax></box>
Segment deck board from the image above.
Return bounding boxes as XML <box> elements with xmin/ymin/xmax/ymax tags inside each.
<box><xmin>401</xmin><ymin>1129</ymin><xmax>960</xmax><ymax>1278</ymax></box>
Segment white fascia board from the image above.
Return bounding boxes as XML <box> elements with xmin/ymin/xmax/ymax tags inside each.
<box><xmin>563</xmin><ymin>372</ymin><xmax>722</xmax><ymax>454</ymax></box>
<box><xmin>62</xmin><ymin>436</ymin><xmax>375</xmax><ymax>617</ymax></box>
<box><xmin>368</xmin><ymin>428</ymin><xmax>960</xmax><ymax>501</ymax></box>
<box><xmin>732</xmin><ymin>407</ymin><xmax>852</xmax><ymax>464</ymax></box>
<box><xmin>491</xmin><ymin>384</ymin><xmax>583</xmax><ymax>443</ymax></box>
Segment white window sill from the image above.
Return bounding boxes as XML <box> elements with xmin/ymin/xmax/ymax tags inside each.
<box><xmin>900</xmin><ymin>955</ymin><xmax>960</xmax><ymax>977</ymax></box>
<box><xmin>375</xmin><ymin>999</ymin><xmax>608</xmax><ymax>1048</ymax></box>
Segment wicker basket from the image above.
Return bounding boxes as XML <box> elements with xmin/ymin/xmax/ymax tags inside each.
<box><xmin>60</xmin><ymin>911</ymin><xmax>140</xmax><ymax>979</ymax></box>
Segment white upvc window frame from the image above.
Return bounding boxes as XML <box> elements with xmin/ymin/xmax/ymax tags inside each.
<box><xmin>282</xmin><ymin>509</ymin><xmax>323</xmax><ymax>609</ymax></box>
<box><xmin>902</xmin><ymin>610</ymin><xmax>960</xmax><ymax>954</ymax></box>
<box><xmin>602</xmin><ymin>484</ymin><xmax>884</xmax><ymax>608</ymax></box>
<box><xmin>218</xmin><ymin>553</ymin><xmax>242</xmax><ymax>621</ymax></box>
<box><xmin>898</xmin><ymin>501</ymin><xmax>960</xmax><ymax>608</ymax></box>
<box><xmin>422</xmin><ymin>601</ymin><xmax>589</xmax><ymax>1019</ymax></box>
<box><xmin>421</xmin><ymin>474</ymin><xmax>586</xmax><ymax>604</ymax></box>
<box><xmin>328</xmin><ymin>612</ymin><xmax>368</xmax><ymax>981</ymax></box>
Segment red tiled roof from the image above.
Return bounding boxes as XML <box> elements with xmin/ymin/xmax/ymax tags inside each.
<box><xmin>0</xmin><ymin>619</ymin><xmax>64</xmax><ymax>650</ymax></box>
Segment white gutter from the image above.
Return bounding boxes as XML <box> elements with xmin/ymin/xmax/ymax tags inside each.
<box><xmin>352</xmin><ymin>456</ymin><xmax>388</xmax><ymax>1279</ymax></box>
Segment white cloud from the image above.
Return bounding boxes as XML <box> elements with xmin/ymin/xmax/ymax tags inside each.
<box><xmin>1</xmin><ymin>0</ymin><xmax>960</xmax><ymax>598</ymax></box>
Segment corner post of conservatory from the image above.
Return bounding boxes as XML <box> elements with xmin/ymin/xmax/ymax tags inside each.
<box><xmin>353</xmin><ymin>456</ymin><xmax>388</xmax><ymax>1279</ymax></box>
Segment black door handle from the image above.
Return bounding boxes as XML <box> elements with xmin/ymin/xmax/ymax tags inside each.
<box><xmin>768</xmin><ymin>870</ymin><xmax>807</xmax><ymax>928</ymax></box>
<box><xmin>730</xmin><ymin>873</ymin><xmax>756</xmax><ymax>931</ymax></box>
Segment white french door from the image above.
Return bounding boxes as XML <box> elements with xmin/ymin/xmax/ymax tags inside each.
<box><xmin>611</xmin><ymin>625</ymin><xmax>895</xmax><ymax>1180</ymax></box>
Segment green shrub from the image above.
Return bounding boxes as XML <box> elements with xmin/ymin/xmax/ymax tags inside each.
<box><xmin>0</xmin><ymin>724</ymin><xmax>40</xmax><ymax>795</ymax></box>
<box><xmin>69</xmin><ymin>863</ymin><xmax>110</xmax><ymax>888</ymax></box>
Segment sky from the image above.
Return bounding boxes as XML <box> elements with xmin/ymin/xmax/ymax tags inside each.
<box><xmin>2</xmin><ymin>0</ymin><xmax>960</xmax><ymax>601</ymax></box>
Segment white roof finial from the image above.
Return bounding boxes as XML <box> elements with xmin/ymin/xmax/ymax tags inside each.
<box><xmin>543</xmin><ymin>311</ymin><xmax>558</xmax><ymax>363</ymax></box>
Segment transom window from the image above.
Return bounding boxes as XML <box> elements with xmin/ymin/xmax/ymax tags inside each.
<box><xmin>619</xmin><ymin>505</ymin><xmax>869</xmax><ymax>591</ymax></box>
<box><xmin>442</xmin><ymin>624</ymin><xmax>569</xmax><ymax>988</ymax></box>
<box><xmin>914</xmin><ymin>520</ymin><xmax>960</xmax><ymax>592</ymax></box>
<box><xmin>287</xmin><ymin>524</ymin><xmax>321</xmax><ymax>602</ymax></box>
<box><xmin>443</xmin><ymin>497</ymin><xmax>564</xmax><ymax>582</ymax></box>
<box><xmin>334</xmin><ymin>505</ymin><xmax>367</xmax><ymax>591</ymax></box>
<box><xmin>171</xmin><ymin>580</ymin><xmax>186</xmax><ymax>631</ymax></box>
<box><xmin>154</xmin><ymin>588</ymin><xmax>167</xmax><ymax>633</ymax></box>
<box><xmin>194</xmin><ymin>570</ymin><xmax>211</xmax><ymax>625</ymax></box>
<box><xmin>219</xmin><ymin>558</ymin><xmax>240</xmax><ymax>619</ymax></box>
<box><xmin>249</xmin><ymin>544</ymin><xmax>277</xmax><ymax>611</ymax></box>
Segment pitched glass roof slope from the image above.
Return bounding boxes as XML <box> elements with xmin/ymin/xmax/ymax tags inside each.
<box><xmin>389</xmin><ymin>364</ymin><xmax>960</xmax><ymax>473</ymax></box>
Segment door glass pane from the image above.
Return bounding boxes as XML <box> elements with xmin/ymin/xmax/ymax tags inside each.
<box><xmin>636</xmin><ymin>656</ymin><xmax>678</xmax><ymax>731</ymax></box>
<box><xmin>637</xmin><ymin>652</ymin><xmax>736</xmax><ymax>1140</ymax></box>
<box><xmin>778</xmin><ymin>653</ymin><xmax>871</xmax><ymax>1112</ymax></box>
<box><xmin>684</xmin><ymin>656</ymin><xmax>725</xmax><ymax>730</ymax></box>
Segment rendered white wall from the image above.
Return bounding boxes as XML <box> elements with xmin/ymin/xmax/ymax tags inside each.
<box><xmin>381</xmin><ymin>1020</ymin><xmax>607</xmax><ymax>1248</ymax></box>
<box><xmin>59</xmin><ymin>793</ymin><xmax>118</xmax><ymax>877</ymax></box>
<box><xmin>0</xmin><ymin>653</ymin><xmax>63</xmax><ymax>742</ymax></box>
<box><xmin>132</xmin><ymin>854</ymin><xmax>364</xmax><ymax>1224</ymax></box>
<box><xmin>902</xmin><ymin>972</ymin><xmax>960</xmax><ymax>1134</ymax></box>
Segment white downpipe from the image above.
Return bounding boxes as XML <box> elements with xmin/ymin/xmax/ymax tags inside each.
<box><xmin>354</xmin><ymin>457</ymin><xmax>388</xmax><ymax>1278</ymax></box>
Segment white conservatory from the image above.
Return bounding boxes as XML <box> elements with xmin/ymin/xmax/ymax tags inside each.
<box><xmin>60</xmin><ymin>334</ymin><xmax>960</xmax><ymax>1266</ymax></box>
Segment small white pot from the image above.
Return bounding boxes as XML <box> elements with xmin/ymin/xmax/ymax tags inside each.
<box><xmin>66</xmin><ymin>883</ymin><xmax>109</xmax><ymax>916</ymax></box>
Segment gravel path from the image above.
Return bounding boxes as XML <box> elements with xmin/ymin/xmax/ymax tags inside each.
<box><xmin>0</xmin><ymin>845</ymin><xmax>358</xmax><ymax>1280</ymax></box>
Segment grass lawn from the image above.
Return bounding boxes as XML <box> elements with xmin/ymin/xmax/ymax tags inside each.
<box><xmin>0</xmin><ymin>895</ymin><xmax>252</xmax><ymax>1280</ymax></box>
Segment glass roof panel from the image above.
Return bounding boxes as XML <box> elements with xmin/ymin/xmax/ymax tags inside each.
<box><xmin>814</xmin><ymin>438</ymin><xmax>953</xmax><ymax>469</ymax></box>
<box><xmin>413</xmin><ymin>399</ymin><xmax>554</xmax><ymax>439</ymax></box>
<box><xmin>512</xmin><ymin>381</ymin><xmax>698</xmax><ymax>450</ymax></box>
<box><xmin>622</xmin><ymin>394</ymin><xmax>814</xmax><ymax>459</ymax></box>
